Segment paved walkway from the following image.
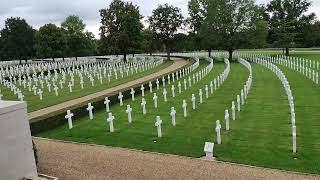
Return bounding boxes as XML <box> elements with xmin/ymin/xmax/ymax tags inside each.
<box><xmin>34</xmin><ymin>138</ymin><xmax>319</xmax><ymax>180</ymax></box>
<box><xmin>28</xmin><ymin>58</ymin><xmax>188</xmax><ymax>120</ymax></box>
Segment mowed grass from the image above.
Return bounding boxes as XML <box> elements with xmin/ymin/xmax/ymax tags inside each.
<box><xmin>37</xmin><ymin>60</ymin><xmax>251</xmax><ymax>157</ymax></box>
<box><xmin>0</xmin><ymin>60</ymin><xmax>173</xmax><ymax>112</ymax></box>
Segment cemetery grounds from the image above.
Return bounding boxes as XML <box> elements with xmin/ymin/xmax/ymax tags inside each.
<box><xmin>33</xmin><ymin>51</ymin><xmax>320</xmax><ymax>174</ymax></box>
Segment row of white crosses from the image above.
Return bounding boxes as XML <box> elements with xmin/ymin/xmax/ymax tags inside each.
<box><xmin>0</xmin><ymin>56</ymin><xmax>165</xmax><ymax>102</ymax></box>
<box><xmin>63</xmin><ymin>56</ymin><xmax>206</xmax><ymax>137</ymax></box>
<box><xmin>250</xmin><ymin>56</ymin><xmax>297</xmax><ymax>154</ymax></box>
<box><xmin>239</xmin><ymin>53</ymin><xmax>319</xmax><ymax>85</ymax></box>
<box><xmin>215</xmin><ymin>58</ymin><xmax>252</xmax><ymax>146</ymax></box>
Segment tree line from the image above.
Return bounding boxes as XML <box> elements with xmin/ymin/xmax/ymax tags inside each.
<box><xmin>1</xmin><ymin>0</ymin><xmax>319</xmax><ymax>62</ymax></box>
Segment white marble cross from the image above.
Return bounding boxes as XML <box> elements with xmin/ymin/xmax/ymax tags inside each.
<box><xmin>163</xmin><ymin>88</ymin><xmax>168</xmax><ymax>102</ymax></box>
<box><xmin>191</xmin><ymin>94</ymin><xmax>196</xmax><ymax>110</ymax></box>
<box><xmin>68</xmin><ymin>82</ymin><xmax>73</xmax><ymax>93</ymax></box>
<box><xmin>171</xmin><ymin>85</ymin><xmax>175</xmax><ymax>97</ymax></box>
<box><xmin>156</xmin><ymin>79</ymin><xmax>160</xmax><ymax>90</ymax></box>
<box><xmin>225</xmin><ymin>109</ymin><xmax>230</xmax><ymax>131</ymax></box>
<box><xmin>118</xmin><ymin>92</ymin><xmax>124</xmax><ymax>106</ymax></box>
<box><xmin>205</xmin><ymin>85</ymin><xmax>209</xmax><ymax>99</ymax></box>
<box><xmin>215</xmin><ymin>120</ymin><xmax>221</xmax><ymax>144</ymax></box>
<box><xmin>38</xmin><ymin>89</ymin><xmax>43</xmax><ymax>100</ymax></box>
<box><xmin>183</xmin><ymin>79</ymin><xmax>187</xmax><ymax>90</ymax></box>
<box><xmin>107</xmin><ymin>112</ymin><xmax>115</xmax><ymax>132</ymax></box>
<box><xmin>182</xmin><ymin>99</ymin><xmax>187</xmax><ymax>117</ymax></box>
<box><xmin>130</xmin><ymin>88</ymin><xmax>135</xmax><ymax>101</ymax></box>
<box><xmin>237</xmin><ymin>95</ymin><xmax>241</xmax><ymax>112</ymax></box>
<box><xmin>126</xmin><ymin>105</ymin><xmax>133</xmax><ymax>123</ymax></box>
<box><xmin>86</xmin><ymin>103</ymin><xmax>94</xmax><ymax>120</ymax></box>
<box><xmin>178</xmin><ymin>82</ymin><xmax>182</xmax><ymax>93</ymax></box>
<box><xmin>65</xmin><ymin>110</ymin><xmax>74</xmax><ymax>129</ymax></box>
<box><xmin>199</xmin><ymin>89</ymin><xmax>203</xmax><ymax>104</ymax></box>
<box><xmin>104</xmin><ymin>97</ymin><xmax>110</xmax><ymax>112</ymax></box>
<box><xmin>231</xmin><ymin>101</ymin><xmax>236</xmax><ymax>120</ymax></box>
<box><xmin>149</xmin><ymin>82</ymin><xmax>153</xmax><ymax>93</ymax></box>
<box><xmin>32</xmin><ymin>85</ymin><xmax>37</xmax><ymax>95</ymax></box>
<box><xmin>155</xmin><ymin>116</ymin><xmax>162</xmax><ymax>137</ymax></box>
<box><xmin>141</xmin><ymin>98</ymin><xmax>147</xmax><ymax>114</ymax></box>
<box><xmin>170</xmin><ymin>107</ymin><xmax>176</xmax><ymax>126</ymax></box>
<box><xmin>188</xmin><ymin>77</ymin><xmax>192</xmax><ymax>87</ymax></box>
<box><xmin>292</xmin><ymin>125</ymin><xmax>297</xmax><ymax>153</ymax></box>
<box><xmin>241</xmin><ymin>89</ymin><xmax>244</xmax><ymax>105</ymax></box>
<box><xmin>47</xmin><ymin>83</ymin><xmax>51</xmax><ymax>92</ymax></box>
<box><xmin>53</xmin><ymin>86</ymin><xmax>59</xmax><ymax>96</ymax></box>
<box><xmin>162</xmin><ymin>77</ymin><xmax>166</xmax><ymax>87</ymax></box>
<box><xmin>210</xmin><ymin>81</ymin><xmax>213</xmax><ymax>94</ymax></box>
<box><xmin>153</xmin><ymin>93</ymin><xmax>158</xmax><ymax>108</ymax></box>
<box><xmin>141</xmin><ymin>85</ymin><xmax>145</xmax><ymax>96</ymax></box>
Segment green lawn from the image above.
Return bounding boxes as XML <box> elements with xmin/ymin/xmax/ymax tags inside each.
<box><xmin>36</xmin><ymin>51</ymin><xmax>320</xmax><ymax>174</ymax></box>
<box><xmin>0</xmin><ymin>60</ymin><xmax>173</xmax><ymax>112</ymax></box>
<box><xmin>37</xmin><ymin>60</ymin><xmax>251</xmax><ymax>157</ymax></box>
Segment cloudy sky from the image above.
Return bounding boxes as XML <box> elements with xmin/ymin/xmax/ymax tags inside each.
<box><xmin>0</xmin><ymin>0</ymin><xmax>319</xmax><ymax>38</ymax></box>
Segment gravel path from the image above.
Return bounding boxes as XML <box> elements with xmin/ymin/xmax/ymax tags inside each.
<box><xmin>34</xmin><ymin>138</ymin><xmax>319</xmax><ymax>180</ymax></box>
<box><xmin>28</xmin><ymin>58</ymin><xmax>188</xmax><ymax>120</ymax></box>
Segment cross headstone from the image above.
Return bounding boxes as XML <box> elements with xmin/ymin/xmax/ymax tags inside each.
<box><xmin>86</xmin><ymin>103</ymin><xmax>94</xmax><ymax>120</ymax></box>
<box><xmin>231</xmin><ymin>101</ymin><xmax>236</xmax><ymax>120</ymax></box>
<box><xmin>171</xmin><ymin>85</ymin><xmax>175</xmax><ymax>97</ymax></box>
<box><xmin>38</xmin><ymin>89</ymin><xmax>43</xmax><ymax>100</ymax></box>
<box><xmin>163</xmin><ymin>88</ymin><xmax>167</xmax><ymax>102</ymax></box>
<box><xmin>215</xmin><ymin>120</ymin><xmax>221</xmax><ymax>144</ymax></box>
<box><xmin>149</xmin><ymin>82</ymin><xmax>153</xmax><ymax>93</ymax></box>
<box><xmin>155</xmin><ymin>116</ymin><xmax>162</xmax><ymax>137</ymax></box>
<box><xmin>118</xmin><ymin>92</ymin><xmax>124</xmax><ymax>106</ymax></box>
<box><xmin>53</xmin><ymin>86</ymin><xmax>59</xmax><ymax>96</ymax></box>
<box><xmin>199</xmin><ymin>89</ymin><xmax>203</xmax><ymax>104</ymax></box>
<box><xmin>126</xmin><ymin>105</ymin><xmax>133</xmax><ymax>123</ymax></box>
<box><xmin>191</xmin><ymin>94</ymin><xmax>196</xmax><ymax>110</ymax></box>
<box><xmin>182</xmin><ymin>99</ymin><xmax>187</xmax><ymax>117</ymax></box>
<box><xmin>225</xmin><ymin>109</ymin><xmax>230</xmax><ymax>131</ymax></box>
<box><xmin>205</xmin><ymin>85</ymin><xmax>209</xmax><ymax>99</ymax></box>
<box><xmin>170</xmin><ymin>107</ymin><xmax>176</xmax><ymax>126</ymax></box>
<box><xmin>107</xmin><ymin>112</ymin><xmax>115</xmax><ymax>132</ymax></box>
<box><xmin>141</xmin><ymin>98</ymin><xmax>147</xmax><ymax>114</ymax></box>
<box><xmin>141</xmin><ymin>85</ymin><xmax>145</xmax><ymax>97</ymax></box>
<box><xmin>153</xmin><ymin>93</ymin><xmax>158</xmax><ymax>108</ymax></box>
<box><xmin>65</xmin><ymin>110</ymin><xmax>74</xmax><ymax>129</ymax></box>
<box><xmin>104</xmin><ymin>97</ymin><xmax>110</xmax><ymax>112</ymax></box>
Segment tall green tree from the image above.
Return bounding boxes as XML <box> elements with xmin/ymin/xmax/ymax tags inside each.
<box><xmin>0</xmin><ymin>17</ymin><xmax>35</xmax><ymax>63</ymax></box>
<box><xmin>61</xmin><ymin>15</ymin><xmax>96</xmax><ymax>59</ymax></box>
<box><xmin>148</xmin><ymin>4</ymin><xmax>184</xmax><ymax>59</ymax></box>
<box><xmin>199</xmin><ymin>0</ymin><xmax>267</xmax><ymax>61</ymax></box>
<box><xmin>34</xmin><ymin>24</ymin><xmax>67</xmax><ymax>61</ymax></box>
<box><xmin>264</xmin><ymin>0</ymin><xmax>315</xmax><ymax>56</ymax></box>
<box><xmin>99</xmin><ymin>0</ymin><xmax>143</xmax><ymax>62</ymax></box>
<box><xmin>142</xmin><ymin>28</ymin><xmax>160</xmax><ymax>55</ymax></box>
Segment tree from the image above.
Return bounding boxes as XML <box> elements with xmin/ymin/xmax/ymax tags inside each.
<box><xmin>142</xmin><ymin>28</ymin><xmax>160</xmax><ymax>55</ymax></box>
<box><xmin>198</xmin><ymin>0</ymin><xmax>267</xmax><ymax>61</ymax></box>
<box><xmin>34</xmin><ymin>24</ymin><xmax>67</xmax><ymax>61</ymax></box>
<box><xmin>264</xmin><ymin>0</ymin><xmax>315</xmax><ymax>56</ymax></box>
<box><xmin>301</xmin><ymin>21</ymin><xmax>320</xmax><ymax>47</ymax></box>
<box><xmin>0</xmin><ymin>17</ymin><xmax>35</xmax><ymax>63</ymax></box>
<box><xmin>61</xmin><ymin>15</ymin><xmax>96</xmax><ymax>59</ymax></box>
<box><xmin>148</xmin><ymin>4</ymin><xmax>184</xmax><ymax>60</ymax></box>
<box><xmin>99</xmin><ymin>0</ymin><xmax>143</xmax><ymax>62</ymax></box>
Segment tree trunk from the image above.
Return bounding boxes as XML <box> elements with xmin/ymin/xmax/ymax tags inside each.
<box><xmin>228</xmin><ymin>49</ymin><xmax>233</xmax><ymax>61</ymax></box>
<box><xmin>76</xmin><ymin>57</ymin><xmax>78</xmax><ymax>61</ymax></box>
<box><xmin>133</xmin><ymin>53</ymin><xmax>135</xmax><ymax>57</ymax></box>
<box><xmin>19</xmin><ymin>59</ymin><xmax>22</xmax><ymax>65</ymax></box>
<box><xmin>62</xmin><ymin>57</ymin><xmax>65</xmax><ymax>61</ymax></box>
<box><xmin>124</xmin><ymin>53</ymin><xmax>127</xmax><ymax>63</ymax></box>
<box><xmin>167</xmin><ymin>46</ymin><xmax>171</xmax><ymax>60</ymax></box>
<box><xmin>25</xmin><ymin>59</ymin><xmax>27</xmax><ymax>63</ymax></box>
<box><xmin>285</xmin><ymin>47</ymin><xmax>290</xmax><ymax>56</ymax></box>
<box><xmin>208</xmin><ymin>49</ymin><xmax>212</xmax><ymax>58</ymax></box>
<box><xmin>52</xmin><ymin>57</ymin><xmax>55</xmax><ymax>62</ymax></box>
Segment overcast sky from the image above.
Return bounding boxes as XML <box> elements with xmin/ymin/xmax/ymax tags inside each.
<box><xmin>0</xmin><ymin>0</ymin><xmax>319</xmax><ymax>38</ymax></box>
